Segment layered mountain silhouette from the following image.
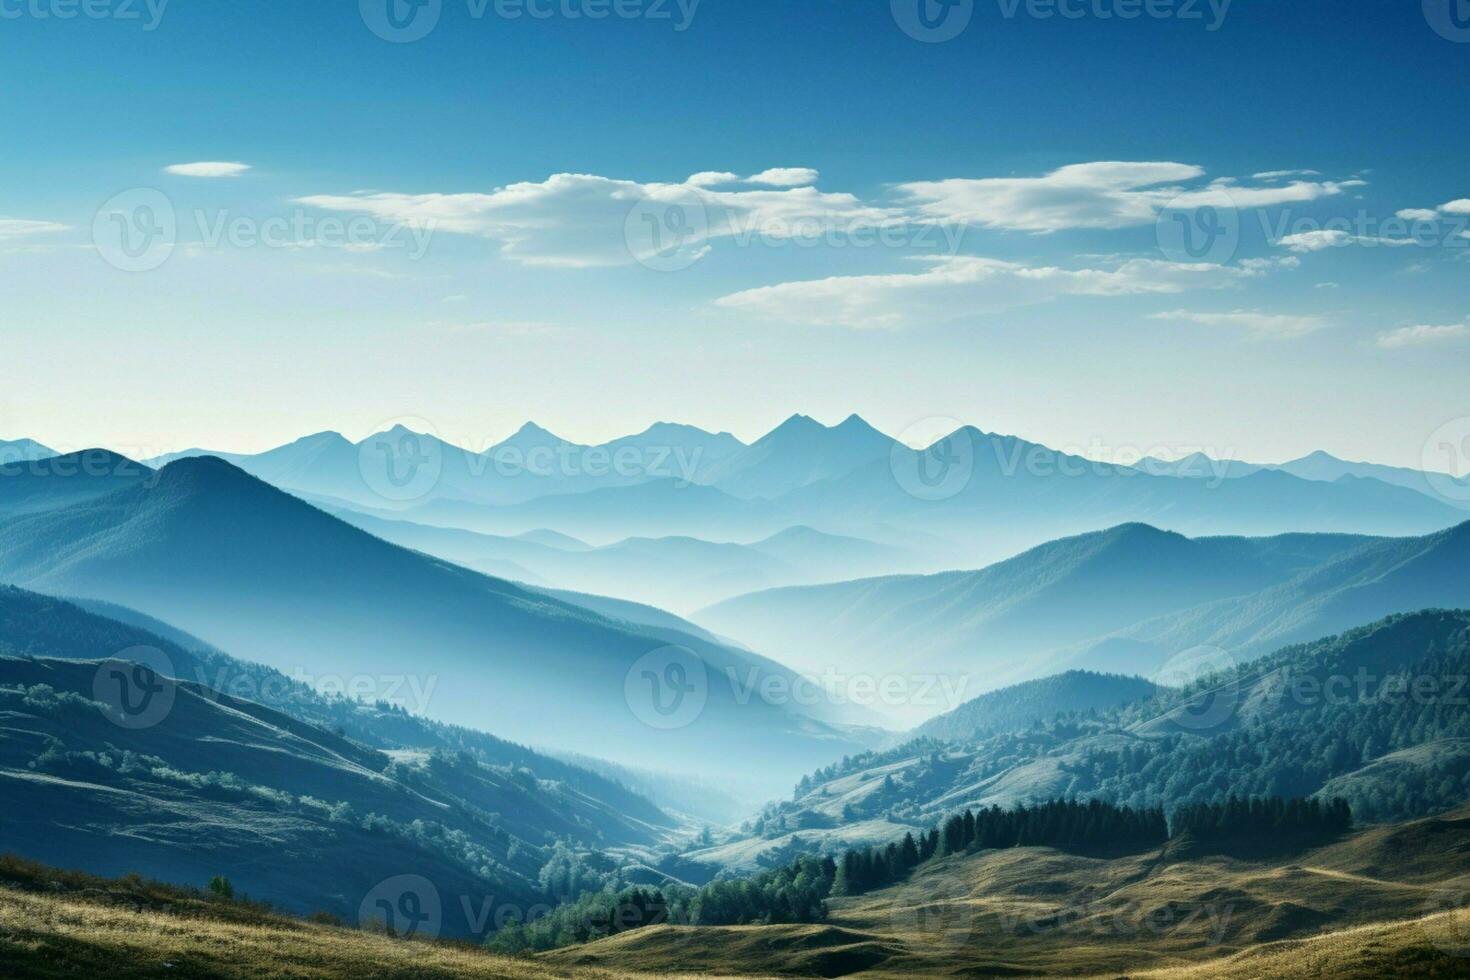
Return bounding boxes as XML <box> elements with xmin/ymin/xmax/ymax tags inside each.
<box><xmin>327</xmin><ymin>507</ymin><xmax>922</xmax><ymax>613</ymax></box>
<box><xmin>0</xmin><ymin>456</ymin><xmax>873</xmax><ymax>793</ymax></box>
<box><xmin>0</xmin><ymin>586</ymin><xmax>687</xmax><ymax>933</ymax></box>
<box><xmin>1135</xmin><ymin>448</ymin><xmax>1470</xmax><ymax>509</ymax></box>
<box><xmin>108</xmin><ymin>418</ymin><xmax>1470</xmax><ymax>566</ymax></box>
<box><xmin>697</xmin><ymin>522</ymin><xmax>1470</xmax><ymax>723</ymax></box>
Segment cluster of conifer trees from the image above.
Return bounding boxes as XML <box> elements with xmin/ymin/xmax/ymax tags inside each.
<box><xmin>1170</xmin><ymin>795</ymin><xmax>1351</xmax><ymax>843</ymax></box>
<box><xmin>834</xmin><ymin>798</ymin><xmax>1168</xmax><ymax>896</ymax></box>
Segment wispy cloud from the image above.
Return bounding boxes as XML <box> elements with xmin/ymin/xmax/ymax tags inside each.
<box><xmin>164</xmin><ymin>161</ymin><xmax>252</xmax><ymax>178</ymax></box>
<box><xmin>1376</xmin><ymin>322</ymin><xmax>1470</xmax><ymax>349</ymax></box>
<box><xmin>1277</xmin><ymin>229</ymin><xmax>1417</xmax><ymax>252</ymax></box>
<box><xmin>714</xmin><ymin>255</ymin><xmax>1279</xmax><ymax>329</ymax></box>
<box><xmin>1149</xmin><ymin>308</ymin><xmax>1329</xmax><ymax>340</ymax></box>
<box><xmin>894</xmin><ymin>162</ymin><xmax>1357</xmax><ymax>233</ymax></box>
<box><xmin>0</xmin><ymin>218</ymin><xmax>70</xmax><ymax>241</ymax></box>
<box><xmin>297</xmin><ymin>171</ymin><xmax>892</xmax><ymax>268</ymax></box>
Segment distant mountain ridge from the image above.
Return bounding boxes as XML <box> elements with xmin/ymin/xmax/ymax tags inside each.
<box><xmin>7</xmin><ymin>418</ymin><xmax>1460</xmax><ymax>567</ymax></box>
<box><xmin>696</xmin><ymin>521</ymin><xmax>1470</xmax><ymax>723</ymax></box>
<box><xmin>0</xmin><ymin>454</ymin><xmax>876</xmax><ymax>794</ymax></box>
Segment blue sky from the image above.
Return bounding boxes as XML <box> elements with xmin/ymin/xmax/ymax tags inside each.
<box><xmin>2</xmin><ymin>0</ymin><xmax>1468</xmax><ymax>472</ymax></box>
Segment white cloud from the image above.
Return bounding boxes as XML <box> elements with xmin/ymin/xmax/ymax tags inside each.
<box><xmin>0</xmin><ymin>218</ymin><xmax>69</xmax><ymax>241</ymax></box>
<box><xmin>894</xmin><ymin>162</ymin><xmax>1358</xmax><ymax>233</ymax></box>
<box><xmin>686</xmin><ymin>171</ymin><xmax>740</xmax><ymax>188</ymax></box>
<box><xmin>1441</xmin><ymin>199</ymin><xmax>1470</xmax><ymax>215</ymax></box>
<box><xmin>1150</xmin><ymin>309</ymin><xmax>1328</xmax><ymax>340</ymax></box>
<box><xmin>164</xmin><ymin>161</ymin><xmax>252</xmax><ymax>178</ymax></box>
<box><xmin>1376</xmin><ymin>322</ymin><xmax>1470</xmax><ymax>349</ymax></box>
<box><xmin>1252</xmin><ymin>169</ymin><xmax>1322</xmax><ymax>180</ymax></box>
<box><xmin>745</xmin><ymin>167</ymin><xmax>820</xmax><ymax>187</ymax></box>
<box><xmin>1397</xmin><ymin>208</ymin><xmax>1441</xmax><ymax>221</ymax></box>
<box><xmin>297</xmin><ymin>171</ymin><xmax>894</xmax><ymax>268</ymax></box>
<box><xmin>714</xmin><ymin>254</ymin><xmax>1273</xmax><ymax>329</ymax></box>
<box><xmin>1277</xmin><ymin>229</ymin><xmax>1417</xmax><ymax>252</ymax></box>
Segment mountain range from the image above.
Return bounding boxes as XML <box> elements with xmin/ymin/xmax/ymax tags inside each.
<box><xmin>0</xmin><ymin>454</ymin><xmax>876</xmax><ymax>796</ymax></box>
<box><xmin>0</xmin><ymin>586</ymin><xmax>689</xmax><ymax>933</ymax></box>
<box><xmin>13</xmin><ymin>420</ymin><xmax>1467</xmax><ymax>574</ymax></box>
<box><xmin>696</xmin><ymin>521</ymin><xmax>1470</xmax><ymax>724</ymax></box>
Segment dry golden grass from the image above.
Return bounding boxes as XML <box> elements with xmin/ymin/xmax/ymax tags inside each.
<box><xmin>0</xmin><ymin>883</ymin><xmax>764</xmax><ymax>980</ymax></box>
